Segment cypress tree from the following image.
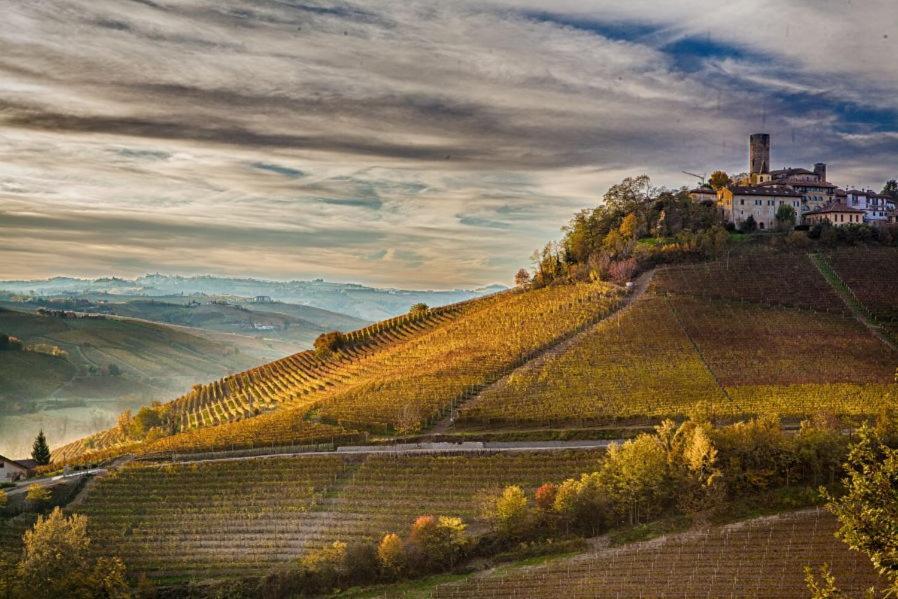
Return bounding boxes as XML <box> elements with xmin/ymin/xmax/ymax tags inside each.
<box><xmin>32</xmin><ymin>430</ymin><xmax>51</xmax><ymax>465</ymax></box>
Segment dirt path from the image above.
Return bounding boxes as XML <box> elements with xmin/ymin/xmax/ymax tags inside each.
<box><xmin>427</xmin><ymin>270</ymin><xmax>657</xmax><ymax>435</ymax></box>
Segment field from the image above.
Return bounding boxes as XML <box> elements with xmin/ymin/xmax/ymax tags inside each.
<box><xmin>457</xmin><ymin>253</ymin><xmax>898</xmax><ymax>430</ymax></box>
<box><xmin>65</xmin><ymin>449</ymin><xmax>602</xmax><ymax>579</ymax></box>
<box><xmin>425</xmin><ymin>509</ymin><xmax>881</xmax><ymax>598</ymax></box>
<box><xmin>57</xmin><ymin>283</ymin><xmax>622</xmax><ymax>462</ymax></box>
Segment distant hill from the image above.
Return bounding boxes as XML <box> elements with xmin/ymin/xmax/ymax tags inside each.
<box><xmin>0</xmin><ymin>297</ymin><xmax>369</xmax><ymax>348</ymax></box>
<box><xmin>0</xmin><ymin>275</ymin><xmax>507</xmax><ymax>321</ymax></box>
<box><xmin>0</xmin><ymin>306</ymin><xmax>298</xmax><ymax>458</ymax></box>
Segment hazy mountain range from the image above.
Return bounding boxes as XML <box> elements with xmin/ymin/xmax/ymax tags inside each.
<box><xmin>0</xmin><ymin>275</ymin><xmax>507</xmax><ymax>321</ymax></box>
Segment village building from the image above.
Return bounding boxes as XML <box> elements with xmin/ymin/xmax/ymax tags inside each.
<box><xmin>0</xmin><ymin>455</ymin><xmax>34</xmax><ymax>482</ymax></box>
<box><xmin>687</xmin><ymin>185</ymin><xmax>717</xmax><ymax>203</ymax></box>
<box><xmin>717</xmin><ymin>185</ymin><xmax>803</xmax><ymax>230</ymax></box>
<box><xmin>803</xmin><ymin>202</ymin><xmax>867</xmax><ymax>227</ymax></box>
<box><xmin>845</xmin><ymin>189</ymin><xmax>897</xmax><ymax>225</ymax></box>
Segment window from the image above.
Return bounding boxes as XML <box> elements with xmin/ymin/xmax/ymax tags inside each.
<box><xmin>740</xmin><ymin>199</ymin><xmax>744</xmax><ymax>205</ymax></box>
<box><xmin>759</xmin><ymin>222</ymin><xmax>765</xmax><ymax>229</ymax></box>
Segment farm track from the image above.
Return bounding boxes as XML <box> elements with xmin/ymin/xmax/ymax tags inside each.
<box><xmin>427</xmin><ymin>271</ymin><xmax>655</xmax><ymax>435</ymax></box>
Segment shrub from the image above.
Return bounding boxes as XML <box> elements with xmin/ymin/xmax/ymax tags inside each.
<box><xmin>409</xmin><ymin>303</ymin><xmax>429</xmax><ymax>316</ymax></box>
<box><xmin>26</xmin><ymin>484</ymin><xmax>51</xmax><ymax>507</ymax></box>
<box><xmin>0</xmin><ymin>333</ymin><xmax>24</xmax><ymax>351</ymax></box>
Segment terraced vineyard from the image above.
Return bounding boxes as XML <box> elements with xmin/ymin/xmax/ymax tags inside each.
<box><xmin>457</xmin><ymin>296</ymin><xmax>727</xmax><ymax>428</ymax></box>
<box><xmin>315</xmin><ymin>282</ymin><xmax>621</xmax><ymax>433</ymax></box>
<box><xmin>66</xmin><ymin>449</ymin><xmax>601</xmax><ymax>579</ymax></box>
<box><xmin>427</xmin><ymin>509</ymin><xmax>882</xmax><ymax>598</ymax></box>
<box><xmin>55</xmin><ymin>282</ymin><xmax>621</xmax><ymax>462</ymax></box>
<box><xmin>457</xmin><ymin>253</ymin><xmax>898</xmax><ymax>429</ymax></box>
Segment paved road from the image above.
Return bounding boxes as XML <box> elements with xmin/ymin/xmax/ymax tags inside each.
<box><xmin>5</xmin><ymin>468</ymin><xmax>106</xmax><ymax>498</ymax></box>
<box><xmin>151</xmin><ymin>439</ymin><xmax>615</xmax><ymax>467</ymax></box>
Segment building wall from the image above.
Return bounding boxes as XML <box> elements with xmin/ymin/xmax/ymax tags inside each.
<box><xmin>805</xmin><ymin>212</ymin><xmax>864</xmax><ymax>227</ymax></box>
<box><xmin>0</xmin><ymin>459</ymin><xmax>28</xmax><ymax>481</ymax></box>
<box><xmin>718</xmin><ymin>189</ymin><xmax>801</xmax><ymax>230</ymax></box>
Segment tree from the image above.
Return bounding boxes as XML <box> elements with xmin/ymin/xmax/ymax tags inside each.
<box><xmin>775</xmin><ymin>204</ymin><xmax>797</xmax><ymax>230</ymax></box>
<box><xmin>708</xmin><ymin>170</ymin><xmax>731</xmax><ymax>191</ymax></box>
<box><xmin>16</xmin><ymin>507</ymin><xmax>130</xmax><ymax>598</ymax></box>
<box><xmin>132</xmin><ymin>406</ymin><xmax>163</xmax><ymax>438</ymax></box>
<box><xmin>882</xmin><ymin>179</ymin><xmax>898</xmax><ymax>201</ymax></box>
<box><xmin>488</xmin><ymin>485</ymin><xmax>529</xmax><ymax>536</ymax></box>
<box><xmin>514</xmin><ymin>268</ymin><xmax>531</xmax><ymax>287</ymax></box>
<box><xmin>377</xmin><ymin>533</ymin><xmax>405</xmax><ymax>575</ymax></box>
<box><xmin>107</xmin><ymin>363</ymin><xmax>122</xmax><ymax>376</ymax></box>
<box><xmin>804</xmin><ymin>564</ymin><xmax>850</xmax><ymax>599</ymax></box>
<box><xmin>824</xmin><ymin>426</ymin><xmax>898</xmax><ymax>594</ymax></box>
<box><xmin>32</xmin><ymin>429</ymin><xmax>51</xmax><ymax>465</ymax></box>
<box><xmin>740</xmin><ymin>215</ymin><xmax>757</xmax><ymax>233</ymax></box>
<box><xmin>534</xmin><ymin>482</ymin><xmax>558</xmax><ymax>511</ymax></box>
<box><xmin>618</xmin><ymin>213</ymin><xmax>638</xmax><ymax>239</ymax></box>
<box><xmin>598</xmin><ymin>435</ymin><xmax>672</xmax><ymax>524</ymax></box>
<box><xmin>406</xmin><ymin>515</ymin><xmax>468</xmax><ymax>572</ymax></box>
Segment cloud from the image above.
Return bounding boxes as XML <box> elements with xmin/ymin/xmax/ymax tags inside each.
<box><xmin>0</xmin><ymin>0</ymin><xmax>896</xmax><ymax>287</ymax></box>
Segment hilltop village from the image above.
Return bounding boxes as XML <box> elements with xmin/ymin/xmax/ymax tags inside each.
<box><xmin>689</xmin><ymin>133</ymin><xmax>897</xmax><ymax>231</ymax></box>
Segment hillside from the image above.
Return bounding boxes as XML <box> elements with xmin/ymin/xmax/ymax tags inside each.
<box><xmin>0</xmin><ymin>307</ymin><xmax>295</xmax><ymax>458</ymax></box>
<box><xmin>1</xmin><ymin>297</ymin><xmax>369</xmax><ymax>348</ymax></box>
<box><xmin>49</xmin><ymin>246</ymin><xmax>898</xmax><ymax>465</ymax></box>
<box><xmin>56</xmin><ymin>449</ymin><xmax>601</xmax><ymax>579</ymax></box>
<box><xmin>53</xmin><ymin>282</ymin><xmax>624</xmax><ymax>462</ymax></box>
<box><xmin>424</xmin><ymin>509</ymin><xmax>880</xmax><ymax>598</ymax></box>
<box><xmin>455</xmin><ymin>248</ymin><xmax>898</xmax><ymax>431</ymax></box>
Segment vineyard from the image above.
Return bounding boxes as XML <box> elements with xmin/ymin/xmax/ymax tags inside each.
<box><xmin>651</xmin><ymin>251</ymin><xmax>850</xmax><ymax>314</ymax></box>
<box><xmin>426</xmin><ymin>509</ymin><xmax>881</xmax><ymax>598</ymax></box>
<box><xmin>54</xmin><ymin>282</ymin><xmax>621</xmax><ymax>462</ymax></box>
<box><xmin>62</xmin><ymin>449</ymin><xmax>602</xmax><ymax>579</ymax></box>
<box><xmin>457</xmin><ymin>252</ymin><xmax>898</xmax><ymax>430</ymax></box>
<box><xmin>826</xmin><ymin>247</ymin><xmax>898</xmax><ymax>337</ymax></box>
<box><xmin>457</xmin><ymin>296</ymin><xmax>727</xmax><ymax>427</ymax></box>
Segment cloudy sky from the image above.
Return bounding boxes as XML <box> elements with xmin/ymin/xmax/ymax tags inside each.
<box><xmin>1</xmin><ymin>0</ymin><xmax>896</xmax><ymax>288</ymax></box>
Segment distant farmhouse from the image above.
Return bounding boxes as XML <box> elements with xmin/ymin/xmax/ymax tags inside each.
<box><xmin>690</xmin><ymin>133</ymin><xmax>896</xmax><ymax>230</ymax></box>
<box><xmin>0</xmin><ymin>455</ymin><xmax>36</xmax><ymax>482</ymax></box>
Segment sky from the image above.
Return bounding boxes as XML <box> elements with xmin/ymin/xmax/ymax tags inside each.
<box><xmin>1</xmin><ymin>0</ymin><xmax>896</xmax><ymax>288</ymax></box>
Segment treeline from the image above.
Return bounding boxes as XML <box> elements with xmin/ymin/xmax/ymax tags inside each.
<box><xmin>528</xmin><ymin>175</ymin><xmax>728</xmax><ymax>287</ymax></box>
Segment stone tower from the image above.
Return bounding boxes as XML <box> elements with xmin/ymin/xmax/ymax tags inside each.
<box><xmin>749</xmin><ymin>133</ymin><xmax>770</xmax><ymax>176</ymax></box>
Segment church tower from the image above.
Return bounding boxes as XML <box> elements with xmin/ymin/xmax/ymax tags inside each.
<box><xmin>749</xmin><ymin>133</ymin><xmax>771</xmax><ymax>184</ymax></box>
